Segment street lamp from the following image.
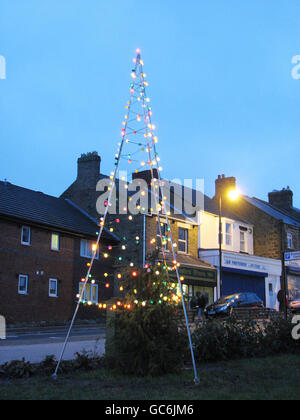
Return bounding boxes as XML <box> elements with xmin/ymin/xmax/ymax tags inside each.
<box><xmin>218</xmin><ymin>189</ymin><xmax>240</xmax><ymax>298</ymax></box>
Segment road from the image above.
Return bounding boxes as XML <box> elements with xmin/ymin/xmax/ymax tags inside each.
<box><xmin>0</xmin><ymin>326</ymin><xmax>106</xmax><ymax>364</ymax></box>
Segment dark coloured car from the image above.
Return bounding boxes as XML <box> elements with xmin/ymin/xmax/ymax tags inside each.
<box><xmin>204</xmin><ymin>293</ymin><xmax>264</xmax><ymax>318</ymax></box>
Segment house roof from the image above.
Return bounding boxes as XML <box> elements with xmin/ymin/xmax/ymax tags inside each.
<box><xmin>0</xmin><ymin>181</ymin><xmax>119</xmax><ymax>241</ymax></box>
<box><xmin>243</xmin><ymin>196</ymin><xmax>300</xmax><ymax>228</ymax></box>
<box><xmin>159</xmin><ymin>252</ymin><xmax>216</xmax><ymax>271</ymax></box>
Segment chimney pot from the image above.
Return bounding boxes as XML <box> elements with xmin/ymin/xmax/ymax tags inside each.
<box><xmin>77</xmin><ymin>152</ymin><xmax>101</xmax><ymax>188</ymax></box>
<box><xmin>268</xmin><ymin>188</ymin><xmax>293</xmax><ymax>210</ymax></box>
<box><xmin>214</xmin><ymin>175</ymin><xmax>237</xmax><ymax>200</ymax></box>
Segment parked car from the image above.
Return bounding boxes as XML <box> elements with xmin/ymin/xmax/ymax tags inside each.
<box><xmin>289</xmin><ymin>298</ymin><xmax>300</xmax><ymax>314</ymax></box>
<box><xmin>204</xmin><ymin>293</ymin><xmax>264</xmax><ymax>318</ymax></box>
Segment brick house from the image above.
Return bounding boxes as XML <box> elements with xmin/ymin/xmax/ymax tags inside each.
<box><xmin>214</xmin><ymin>176</ymin><xmax>300</xmax><ymax>302</ymax></box>
<box><xmin>0</xmin><ymin>181</ymin><xmax>118</xmax><ymax>324</ymax></box>
<box><xmin>61</xmin><ymin>153</ymin><xmax>218</xmax><ymax>305</ymax></box>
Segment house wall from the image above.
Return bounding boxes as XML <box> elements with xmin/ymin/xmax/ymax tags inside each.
<box><xmin>227</xmin><ymin>199</ymin><xmax>283</xmax><ymax>259</ymax></box>
<box><xmin>199</xmin><ymin>211</ymin><xmax>254</xmax><ymax>255</ymax></box>
<box><xmin>146</xmin><ymin>215</ymin><xmax>199</xmax><ymax>259</ymax></box>
<box><xmin>0</xmin><ymin>218</ymin><xmax>114</xmax><ymax>324</ymax></box>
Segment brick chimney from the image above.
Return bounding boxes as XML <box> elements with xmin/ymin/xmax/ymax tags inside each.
<box><xmin>214</xmin><ymin>174</ymin><xmax>237</xmax><ymax>200</ymax></box>
<box><xmin>77</xmin><ymin>152</ymin><xmax>101</xmax><ymax>188</ymax></box>
<box><xmin>268</xmin><ymin>187</ymin><xmax>293</xmax><ymax>211</ymax></box>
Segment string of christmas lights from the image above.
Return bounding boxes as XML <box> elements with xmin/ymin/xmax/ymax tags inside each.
<box><xmin>54</xmin><ymin>49</ymin><xmax>199</xmax><ymax>384</ymax></box>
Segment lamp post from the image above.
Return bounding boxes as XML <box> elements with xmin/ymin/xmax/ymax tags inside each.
<box><xmin>218</xmin><ymin>189</ymin><xmax>240</xmax><ymax>299</ymax></box>
<box><xmin>280</xmin><ymin>219</ymin><xmax>288</xmax><ymax>320</ymax></box>
<box><xmin>218</xmin><ymin>195</ymin><xmax>223</xmax><ymax>298</ymax></box>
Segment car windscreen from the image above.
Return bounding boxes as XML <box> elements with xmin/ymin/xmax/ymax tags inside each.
<box><xmin>216</xmin><ymin>295</ymin><xmax>239</xmax><ymax>305</ymax></box>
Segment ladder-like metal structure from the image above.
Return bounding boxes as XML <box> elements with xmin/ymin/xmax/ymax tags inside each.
<box><xmin>54</xmin><ymin>50</ymin><xmax>199</xmax><ymax>384</ymax></box>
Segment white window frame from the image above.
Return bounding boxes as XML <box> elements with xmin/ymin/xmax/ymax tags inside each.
<box><xmin>240</xmin><ymin>231</ymin><xmax>246</xmax><ymax>252</ymax></box>
<box><xmin>51</xmin><ymin>233</ymin><xmax>60</xmax><ymax>251</ymax></box>
<box><xmin>18</xmin><ymin>274</ymin><xmax>28</xmax><ymax>295</ymax></box>
<box><xmin>225</xmin><ymin>223</ymin><xmax>233</xmax><ymax>246</ymax></box>
<box><xmin>157</xmin><ymin>222</ymin><xmax>169</xmax><ymax>250</ymax></box>
<box><xmin>21</xmin><ymin>226</ymin><xmax>31</xmax><ymax>246</ymax></box>
<box><xmin>49</xmin><ymin>278</ymin><xmax>58</xmax><ymax>298</ymax></box>
<box><xmin>79</xmin><ymin>283</ymin><xmax>98</xmax><ymax>304</ymax></box>
<box><xmin>80</xmin><ymin>239</ymin><xmax>99</xmax><ymax>259</ymax></box>
<box><xmin>287</xmin><ymin>233</ymin><xmax>294</xmax><ymax>250</ymax></box>
<box><xmin>178</xmin><ymin>227</ymin><xmax>188</xmax><ymax>254</ymax></box>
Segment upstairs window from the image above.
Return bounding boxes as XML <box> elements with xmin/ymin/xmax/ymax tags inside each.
<box><xmin>178</xmin><ymin>228</ymin><xmax>188</xmax><ymax>253</ymax></box>
<box><xmin>51</xmin><ymin>233</ymin><xmax>60</xmax><ymax>251</ymax></box>
<box><xmin>225</xmin><ymin>223</ymin><xmax>233</xmax><ymax>246</ymax></box>
<box><xmin>157</xmin><ymin>222</ymin><xmax>169</xmax><ymax>250</ymax></box>
<box><xmin>18</xmin><ymin>275</ymin><xmax>28</xmax><ymax>295</ymax></box>
<box><xmin>21</xmin><ymin>226</ymin><xmax>31</xmax><ymax>245</ymax></box>
<box><xmin>287</xmin><ymin>233</ymin><xmax>294</xmax><ymax>250</ymax></box>
<box><xmin>80</xmin><ymin>239</ymin><xmax>99</xmax><ymax>259</ymax></box>
<box><xmin>240</xmin><ymin>231</ymin><xmax>246</xmax><ymax>252</ymax></box>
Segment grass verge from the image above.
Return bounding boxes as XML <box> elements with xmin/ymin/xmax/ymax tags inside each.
<box><xmin>0</xmin><ymin>354</ymin><xmax>299</xmax><ymax>400</ymax></box>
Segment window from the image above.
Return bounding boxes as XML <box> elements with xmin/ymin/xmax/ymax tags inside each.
<box><xmin>287</xmin><ymin>233</ymin><xmax>294</xmax><ymax>250</ymax></box>
<box><xmin>240</xmin><ymin>231</ymin><xmax>246</xmax><ymax>252</ymax></box>
<box><xmin>51</xmin><ymin>233</ymin><xmax>60</xmax><ymax>251</ymax></box>
<box><xmin>18</xmin><ymin>275</ymin><xmax>28</xmax><ymax>295</ymax></box>
<box><xmin>225</xmin><ymin>223</ymin><xmax>232</xmax><ymax>246</ymax></box>
<box><xmin>49</xmin><ymin>279</ymin><xmax>58</xmax><ymax>297</ymax></box>
<box><xmin>178</xmin><ymin>228</ymin><xmax>188</xmax><ymax>253</ymax></box>
<box><xmin>157</xmin><ymin>222</ymin><xmax>169</xmax><ymax>250</ymax></box>
<box><xmin>269</xmin><ymin>284</ymin><xmax>274</xmax><ymax>296</ymax></box>
<box><xmin>79</xmin><ymin>283</ymin><xmax>98</xmax><ymax>304</ymax></box>
<box><xmin>21</xmin><ymin>226</ymin><xmax>31</xmax><ymax>245</ymax></box>
<box><xmin>80</xmin><ymin>239</ymin><xmax>99</xmax><ymax>259</ymax></box>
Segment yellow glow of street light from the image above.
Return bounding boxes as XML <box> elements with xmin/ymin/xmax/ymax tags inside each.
<box><xmin>228</xmin><ymin>190</ymin><xmax>240</xmax><ymax>201</ymax></box>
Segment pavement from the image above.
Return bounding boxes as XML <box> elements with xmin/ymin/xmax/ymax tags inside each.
<box><xmin>0</xmin><ymin>325</ymin><xmax>106</xmax><ymax>364</ymax></box>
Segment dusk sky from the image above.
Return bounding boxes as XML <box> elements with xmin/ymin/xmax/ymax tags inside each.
<box><xmin>1</xmin><ymin>1</ymin><xmax>300</xmax><ymax>206</ymax></box>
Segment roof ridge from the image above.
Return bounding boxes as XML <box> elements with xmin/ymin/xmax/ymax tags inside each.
<box><xmin>250</xmin><ymin>196</ymin><xmax>300</xmax><ymax>223</ymax></box>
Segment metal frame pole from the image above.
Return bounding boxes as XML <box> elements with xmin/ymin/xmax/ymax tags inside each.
<box><xmin>219</xmin><ymin>196</ymin><xmax>223</xmax><ymax>299</ymax></box>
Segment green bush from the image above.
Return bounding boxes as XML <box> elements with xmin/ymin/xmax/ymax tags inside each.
<box><xmin>0</xmin><ymin>351</ymin><xmax>105</xmax><ymax>379</ymax></box>
<box><xmin>192</xmin><ymin>316</ymin><xmax>300</xmax><ymax>363</ymax></box>
<box><xmin>0</xmin><ymin>358</ymin><xmax>36</xmax><ymax>379</ymax></box>
<box><xmin>106</xmin><ymin>304</ymin><xmax>188</xmax><ymax>376</ymax></box>
<box><xmin>263</xmin><ymin>315</ymin><xmax>300</xmax><ymax>355</ymax></box>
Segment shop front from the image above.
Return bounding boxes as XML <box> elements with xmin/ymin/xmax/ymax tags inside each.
<box><xmin>199</xmin><ymin>250</ymin><xmax>282</xmax><ymax>309</ymax></box>
<box><xmin>169</xmin><ymin>262</ymin><xmax>217</xmax><ymax>306</ymax></box>
<box><xmin>286</xmin><ymin>265</ymin><xmax>300</xmax><ymax>302</ymax></box>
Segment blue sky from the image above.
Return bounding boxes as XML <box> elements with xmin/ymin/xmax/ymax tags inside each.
<box><xmin>0</xmin><ymin>0</ymin><xmax>300</xmax><ymax>206</ymax></box>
